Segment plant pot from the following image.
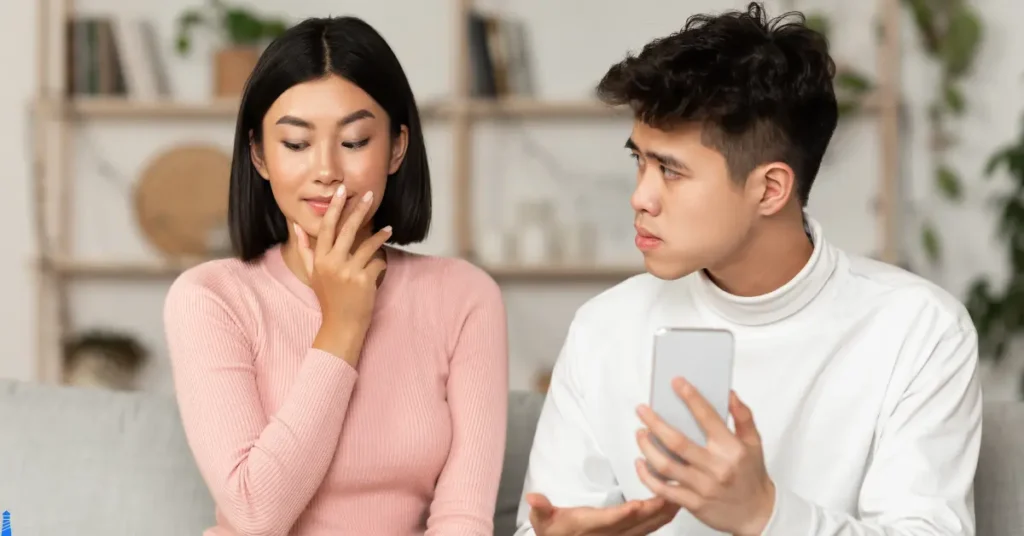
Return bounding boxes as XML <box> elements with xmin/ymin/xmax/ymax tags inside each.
<box><xmin>213</xmin><ymin>46</ymin><xmax>259</xmax><ymax>98</ymax></box>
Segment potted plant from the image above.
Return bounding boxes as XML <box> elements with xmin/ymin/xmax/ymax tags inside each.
<box><xmin>175</xmin><ymin>0</ymin><xmax>289</xmax><ymax>98</ymax></box>
<box><xmin>965</xmin><ymin>110</ymin><xmax>1024</xmax><ymax>397</ymax></box>
<box><xmin>62</xmin><ymin>330</ymin><xmax>149</xmax><ymax>391</ymax></box>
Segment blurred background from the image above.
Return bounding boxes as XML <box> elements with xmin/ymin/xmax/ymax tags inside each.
<box><xmin>2</xmin><ymin>0</ymin><xmax>1023</xmax><ymax>401</ymax></box>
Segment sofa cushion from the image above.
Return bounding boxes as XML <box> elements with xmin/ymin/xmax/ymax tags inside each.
<box><xmin>494</xmin><ymin>391</ymin><xmax>545</xmax><ymax>536</ymax></box>
<box><xmin>976</xmin><ymin>402</ymin><xmax>1024</xmax><ymax>536</ymax></box>
<box><xmin>0</xmin><ymin>380</ymin><xmax>215</xmax><ymax>536</ymax></box>
<box><xmin>0</xmin><ymin>380</ymin><xmax>548</xmax><ymax>536</ymax></box>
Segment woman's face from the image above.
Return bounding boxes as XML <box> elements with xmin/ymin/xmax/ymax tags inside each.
<box><xmin>252</xmin><ymin>74</ymin><xmax>408</xmax><ymax>245</ymax></box>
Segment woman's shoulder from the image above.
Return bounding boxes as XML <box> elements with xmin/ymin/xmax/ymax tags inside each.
<box><xmin>169</xmin><ymin>256</ymin><xmax>260</xmax><ymax>295</ymax></box>
<box><xmin>391</xmin><ymin>248</ymin><xmax>502</xmax><ymax>304</ymax></box>
<box><xmin>164</xmin><ymin>255</ymin><xmax>273</xmax><ymax>321</ymax></box>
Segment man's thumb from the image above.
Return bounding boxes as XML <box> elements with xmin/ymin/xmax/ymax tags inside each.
<box><xmin>527</xmin><ymin>493</ymin><xmax>556</xmax><ymax>521</ymax></box>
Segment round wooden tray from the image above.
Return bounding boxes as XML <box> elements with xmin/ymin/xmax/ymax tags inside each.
<box><xmin>134</xmin><ymin>144</ymin><xmax>232</xmax><ymax>258</ymax></box>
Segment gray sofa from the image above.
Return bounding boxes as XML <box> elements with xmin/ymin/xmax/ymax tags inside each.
<box><xmin>0</xmin><ymin>379</ymin><xmax>1020</xmax><ymax>535</ymax></box>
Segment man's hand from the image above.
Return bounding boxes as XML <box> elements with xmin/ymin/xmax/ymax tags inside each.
<box><xmin>526</xmin><ymin>492</ymin><xmax>679</xmax><ymax>536</ymax></box>
<box><xmin>634</xmin><ymin>378</ymin><xmax>776</xmax><ymax>536</ymax></box>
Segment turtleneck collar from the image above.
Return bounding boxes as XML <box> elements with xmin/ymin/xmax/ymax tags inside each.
<box><xmin>690</xmin><ymin>217</ymin><xmax>838</xmax><ymax>326</ymax></box>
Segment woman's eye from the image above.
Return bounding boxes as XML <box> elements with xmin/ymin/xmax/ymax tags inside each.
<box><xmin>282</xmin><ymin>141</ymin><xmax>307</xmax><ymax>151</ymax></box>
<box><xmin>342</xmin><ymin>138</ymin><xmax>370</xmax><ymax>149</ymax></box>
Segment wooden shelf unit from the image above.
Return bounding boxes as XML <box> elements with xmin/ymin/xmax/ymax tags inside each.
<box><xmin>31</xmin><ymin>0</ymin><xmax>902</xmax><ymax>383</ymax></box>
<box><xmin>35</xmin><ymin>94</ymin><xmax>635</xmax><ymax>121</ymax></box>
<box><xmin>45</xmin><ymin>256</ymin><xmax>644</xmax><ymax>282</ymax></box>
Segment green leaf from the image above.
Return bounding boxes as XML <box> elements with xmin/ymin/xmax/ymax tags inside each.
<box><xmin>943</xmin><ymin>83</ymin><xmax>965</xmax><ymax>114</ymax></box>
<box><xmin>941</xmin><ymin>6</ymin><xmax>983</xmax><ymax>77</ymax></box>
<box><xmin>805</xmin><ymin>13</ymin><xmax>831</xmax><ymax>39</ymax></box>
<box><xmin>985</xmin><ymin>147</ymin><xmax>1015</xmax><ymax>176</ymax></box>
<box><xmin>836</xmin><ymin>70</ymin><xmax>873</xmax><ymax>94</ymax></box>
<box><xmin>175</xmin><ymin>9</ymin><xmax>206</xmax><ymax>55</ymax></box>
<box><xmin>922</xmin><ymin>222</ymin><xmax>941</xmax><ymax>263</ymax></box>
<box><xmin>262</xmin><ymin>20</ymin><xmax>288</xmax><ymax>38</ymax></box>
<box><xmin>997</xmin><ymin>196</ymin><xmax>1024</xmax><ymax>241</ymax></box>
<box><xmin>837</xmin><ymin>100</ymin><xmax>859</xmax><ymax>117</ymax></box>
<box><xmin>935</xmin><ymin>166</ymin><xmax>963</xmax><ymax>200</ymax></box>
<box><xmin>902</xmin><ymin>0</ymin><xmax>938</xmax><ymax>54</ymax></box>
<box><xmin>179</xmin><ymin>10</ymin><xmax>203</xmax><ymax>26</ymax></box>
<box><xmin>176</xmin><ymin>35</ymin><xmax>190</xmax><ymax>55</ymax></box>
<box><xmin>224</xmin><ymin>9</ymin><xmax>266</xmax><ymax>44</ymax></box>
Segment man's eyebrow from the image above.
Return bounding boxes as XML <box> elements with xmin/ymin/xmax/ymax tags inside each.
<box><xmin>625</xmin><ymin>137</ymin><xmax>689</xmax><ymax>171</ymax></box>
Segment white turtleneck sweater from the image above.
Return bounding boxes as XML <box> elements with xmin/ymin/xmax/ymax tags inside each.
<box><xmin>515</xmin><ymin>219</ymin><xmax>982</xmax><ymax>536</ymax></box>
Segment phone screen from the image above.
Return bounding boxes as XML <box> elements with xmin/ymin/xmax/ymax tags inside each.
<box><xmin>648</xmin><ymin>327</ymin><xmax>734</xmax><ymax>449</ymax></box>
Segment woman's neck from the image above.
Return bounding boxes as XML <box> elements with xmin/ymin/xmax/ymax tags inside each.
<box><xmin>281</xmin><ymin>225</ymin><xmax>379</xmax><ymax>286</ymax></box>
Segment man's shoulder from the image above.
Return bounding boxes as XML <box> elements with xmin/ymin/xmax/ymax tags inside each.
<box><xmin>841</xmin><ymin>252</ymin><xmax>974</xmax><ymax>333</ymax></box>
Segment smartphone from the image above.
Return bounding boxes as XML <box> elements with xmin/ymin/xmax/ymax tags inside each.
<box><xmin>648</xmin><ymin>327</ymin><xmax>735</xmax><ymax>458</ymax></box>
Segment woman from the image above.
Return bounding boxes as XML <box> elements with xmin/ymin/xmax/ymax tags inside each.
<box><xmin>163</xmin><ymin>16</ymin><xmax>508</xmax><ymax>536</ymax></box>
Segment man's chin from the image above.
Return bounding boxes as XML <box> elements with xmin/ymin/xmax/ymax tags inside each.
<box><xmin>642</xmin><ymin>254</ymin><xmax>697</xmax><ymax>281</ymax></box>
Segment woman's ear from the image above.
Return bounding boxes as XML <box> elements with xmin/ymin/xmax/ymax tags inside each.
<box><xmin>388</xmin><ymin>125</ymin><xmax>409</xmax><ymax>175</ymax></box>
<box><xmin>249</xmin><ymin>130</ymin><xmax>269</xmax><ymax>180</ymax></box>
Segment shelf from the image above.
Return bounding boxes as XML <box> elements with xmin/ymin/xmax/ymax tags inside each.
<box><xmin>42</xmin><ymin>93</ymin><xmax>892</xmax><ymax>122</ymax></box>
<box><xmin>34</xmin><ymin>96</ymin><xmax>632</xmax><ymax>121</ymax></box>
<box><xmin>38</xmin><ymin>96</ymin><xmax>452</xmax><ymax>120</ymax></box>
<box><xmin>62</xmin><ymin>97</ymin><xmax>239</xmax><ymax>118</ymax></box>
<box><xmin>43</xmin><ymin>255</ymin><xmax>644</xmax><ymax>281</ymax></box>
<box><xmin>483</xmin><ymin>263</ymin><xmax>644</xmax><ymax>281</ymax></box>
<box><xmin>460</xmin><ymin>98</ymin><xmax>631</xmax><ymax>119</ymax></box>
<box><xmin>45</xmin><ymin>256</ymin><xmax>216</xmax><ymax>278</ymax></box>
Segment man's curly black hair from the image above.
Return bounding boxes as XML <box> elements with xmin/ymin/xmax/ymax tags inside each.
<box><xmin>596</xmin><ymin>2</ymin><xmax>838</xmax><ymax>206</ymax></box>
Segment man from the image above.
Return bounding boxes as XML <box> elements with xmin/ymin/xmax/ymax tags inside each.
<box><xmin>514</xmin><ymin>3</ymin><xmax>982</xmax><ymax>536</ymax></box>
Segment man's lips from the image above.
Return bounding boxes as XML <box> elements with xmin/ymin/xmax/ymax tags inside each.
<box><xmin>635</xmin><ymin>225</ymin><xmax>662</xmax><ymax>251</ymax></box>
<box><xmin>635</xmin><ymin>225</ymin><xmax>657</xmax><ymax>239</ymax></box>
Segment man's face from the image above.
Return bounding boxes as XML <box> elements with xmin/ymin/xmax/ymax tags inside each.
<box><xmin>628</xmin><ymin>121</ymin><xmax>762</xmax><ymax>280</ymax></box>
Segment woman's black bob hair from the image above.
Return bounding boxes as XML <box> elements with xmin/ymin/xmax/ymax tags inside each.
<box><xmin>228</xmin><ymin>16</ymin><xmax>431</xmax><ymax>262</ymax></box>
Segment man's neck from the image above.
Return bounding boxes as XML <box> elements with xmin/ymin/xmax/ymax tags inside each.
<box><xmin>704</xmin><ymin>215</ymin><xmax>814</xmax><ymax>298</ymax></box>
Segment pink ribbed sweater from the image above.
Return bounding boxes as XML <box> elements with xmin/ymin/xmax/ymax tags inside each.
<box><xmin>163</xmin><ymin>244</ymin><xmax>509</xmax><ymax>536</ymax></box>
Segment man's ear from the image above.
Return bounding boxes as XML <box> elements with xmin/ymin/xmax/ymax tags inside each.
<box><xmin>249</xmin><ymin>131</ymin><xmax>269</xmax><ymax>180</ymax></box>
<box><xmin>756</xmin><ymin>162</ymin><xmax>796</xmax><ymax>216</ymax></box>
<box><xmin>388</xmin><ymin>125</ymin><xmax>409</xmax><ymax>175</ymax></box>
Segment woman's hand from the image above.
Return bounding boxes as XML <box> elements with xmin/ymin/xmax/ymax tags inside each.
<box><xmin>293</xmin><ymin>185</ymin><xmax>391</xmax><ymax>367</ymax></box>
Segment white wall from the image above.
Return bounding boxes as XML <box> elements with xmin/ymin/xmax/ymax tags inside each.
<box><xmin>1</xmin><ymin>0</ymin><xmax>1022</xmax><ymax>398</ymax></box>
<box><xmin>0</xmin><ymin>0</ymin><xmax>39</xmax><ymax>382</ymax></box>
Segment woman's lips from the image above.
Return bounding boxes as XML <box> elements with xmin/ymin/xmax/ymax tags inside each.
<box><xmin>305</xmin><ymin>194</ymin><xmax>353</xmax><ymax>216</ymax></box>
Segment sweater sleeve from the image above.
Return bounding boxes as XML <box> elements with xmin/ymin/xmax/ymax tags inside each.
<box><xmin>164</xmin><ymin>274</ymin><xmax>358</xmax><ymax>536</ymax></box>
<box><xmin>760</xmin><ymin>322</ymin><xmax>982</xmax><ymax>536</ymax></box>
<box><xmin>424</xmin><ymin>264</ymin><xmax>509</xmax><ymax>535</ymax></box>
<box><xmin>513</xmin><ymin>316</ymin><xmax>625</xmax><ymax>536</ymax></box>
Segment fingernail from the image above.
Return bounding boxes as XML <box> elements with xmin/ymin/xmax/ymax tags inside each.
<box><xmin>382</xmin><ymin>225</ymin><xmax>393</xmax><ymax>233</ymax></box>
<box><xmin>335</xmin><ymin>185</ymin><xmax>346</xmax><ymax>198</ymax></box>
<box><xmin>363</xmin><ymin>190</ymin><xmax>373</xmax><ymax>203</ymax></box>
